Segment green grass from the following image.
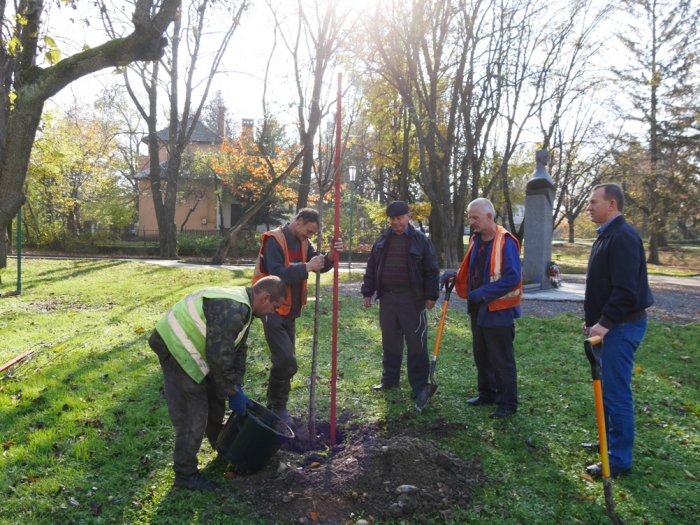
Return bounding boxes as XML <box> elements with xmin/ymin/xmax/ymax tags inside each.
<box><xmin>1</xmin><ymin>259</ymin><xmax>699</xmax><ymax>524</ymax></box>
<box><xmin>551</xmin><ymin>242</ymin><xmax>700</xmax><ymax>276</ymax></box>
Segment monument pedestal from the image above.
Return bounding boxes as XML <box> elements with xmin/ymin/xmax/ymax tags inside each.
<box><xmin>523</xmin><ymin>150</ymin><xmax>555</xmax><ymax>291</ymax></box>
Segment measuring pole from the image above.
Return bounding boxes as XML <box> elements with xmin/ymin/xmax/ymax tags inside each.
<box><xmin>330</xmin><ymin>73</ymin><xmax>342</xmax><ymax>446</ymax></box>
<box><xmin>16</xmin><ymin>207</ymin><xmax>22</xmax><ymax>294</ymax></box>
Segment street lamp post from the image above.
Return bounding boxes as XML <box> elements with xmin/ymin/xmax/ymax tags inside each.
<box><xmin>348</xmin><ymin>166</ymin><xmax>356</xmax><ymax>273</ymax></box>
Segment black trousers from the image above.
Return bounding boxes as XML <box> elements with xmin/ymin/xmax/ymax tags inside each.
<box><xmin>469</xmin><ymin>315</ymin><xmax>518</xmax><ymax>410</ymax></box>
<box><xmin>379</xmin><ymin>292</ymin><xmax>430</xmax><ymax>393</ymax></box>
<box><xmin>149</xmin><ymin>330</ymin><xmax>225</xmax><ymax>475</ymax></box>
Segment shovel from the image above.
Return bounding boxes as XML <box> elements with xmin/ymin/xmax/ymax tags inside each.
<box><xmin>584</xmin><ymin>335</ymin><xmax>624</xmax><ymax>525</ymax></box>
<box><xmin>422</xmin><ymin>277</ymin><xmax>455</xmax><ymax>409</ymax></box>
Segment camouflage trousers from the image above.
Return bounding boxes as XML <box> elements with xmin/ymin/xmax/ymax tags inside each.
<box><xmin>149</xmin><ymin>330</ymin><xmax>225</xmax><ymax>476</ymax></box>
<box><xmin>261</xmin><ymin>313</ymin><xmax>298</xmax><ymax>409</ymax></box>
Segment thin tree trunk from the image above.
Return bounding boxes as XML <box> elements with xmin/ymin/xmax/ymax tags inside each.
<box><xmin>568</xmin><ymin>217</ymin><xmax>575</xmax><ymax>243</ymax></box>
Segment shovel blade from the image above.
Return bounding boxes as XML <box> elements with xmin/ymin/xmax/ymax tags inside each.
<box><xmin>425</xmin><ymin>382</ymin><xmax>438</xmax><ymax>404</ymax></box>
<box><xmin>603</xmin><ymin>478</ymin><xmax>623</xmax><ymax>525</ymax></box>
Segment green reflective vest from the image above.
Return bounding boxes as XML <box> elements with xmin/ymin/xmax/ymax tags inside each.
<box><xmin>155</xmin><ymin>287</ymin><xmax>252</xmax><ymax>383</ymax></box>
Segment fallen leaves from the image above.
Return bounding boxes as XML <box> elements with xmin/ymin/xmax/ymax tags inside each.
<box><xmin>679</xmin><ymin>356</ymin><xmax>691</xmax><ymax>362</ymax></box>
<box><xmin>580</xmin><ymin>473</ymin><xmax>594</xmax><ymax>483</ymax></box>
<box><xmin>684</xmin><ymin>469</ymin><xmax>697</xmax><ymax>481</ymax></box>
<box><xmin>2</xmin><ymin>441</ymin><xmax>14</xmax><ymax>450</ymax></box>
<box><xmin>224</xmin><ymin>471</ymin><xmax>235</xmax><ymax>479</ymax></box>
<box><xmin>90</xmin><ymin>500</ymin><xmax>103</xmax><ymax>516</ymax></box>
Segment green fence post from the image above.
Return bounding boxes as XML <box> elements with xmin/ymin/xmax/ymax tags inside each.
<box><xmin>16</xmin><ymin>206</ymin><xmax>22</xmax><ymax>294</ymax></box>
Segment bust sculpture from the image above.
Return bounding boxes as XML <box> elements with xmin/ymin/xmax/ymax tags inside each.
<box><xmin>526</xmin><ymin>149</ymin><xmax>555</xmax><ymax>191</ymax></box>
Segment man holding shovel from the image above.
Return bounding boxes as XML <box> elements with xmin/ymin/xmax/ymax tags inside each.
<box><xmin>148</xmin><ymin>276</ymin><xmax>287</xmax><ymax>491</ymax></box>
<box><xmin>361</xmin><ymin>200</ymin><xmax>440</xmax><ymax>412</ymax></box>
<box><xmin>444</xmin><ymin>198</ymin><xmax>522</xmax><ymax>419</ymax></box>
<box><xmin>252</xmin><ymin>208</ymin><xmax>343</xmax><ymax>424</ymax></box>
<box><xmin>582</xmin><ymin>183</ymin><xmax>653</xmax><ymax>478</ymax></box>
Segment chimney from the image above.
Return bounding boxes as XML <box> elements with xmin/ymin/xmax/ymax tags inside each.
<box><xmin>217</xmin><ymin>106</ymin><xmax>225</xmax><ymax>139</ymax></box>
<box><xmin>242</xmin><ymin>118</ymin><xmax>254</xmax><ymax>138</ymax></box>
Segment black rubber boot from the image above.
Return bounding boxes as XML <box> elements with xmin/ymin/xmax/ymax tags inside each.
<box><xmin>267</xmin><ymin>376</ymin><xmax>293</xmax><ymax>424</ymax></box>
<box><xmin>174</xmin><ymin>471</ymin><xmax>219</xmax><ymax>491</ymax></box>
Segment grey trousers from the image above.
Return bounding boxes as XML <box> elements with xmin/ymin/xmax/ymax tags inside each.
<box><xmin>378</xmin><ymin>292</ymin><xmax>430</xmax><ymax>393</ymax></box>
<box><xmin>150</xmin><ymin>330</ymin><xmax>225</xmax><ymax>475</ymax></box>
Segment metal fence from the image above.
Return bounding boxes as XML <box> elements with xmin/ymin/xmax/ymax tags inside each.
<box><xmin>123</xmin><ymin>229</ymin><xmax>228</xmax><ymax>242</ymax></box>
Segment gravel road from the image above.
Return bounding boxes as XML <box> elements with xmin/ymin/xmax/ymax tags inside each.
<box><xmin>337</xmin><ymin>277</ymin><xmax>699</xmax><ymax>325</ymax></box>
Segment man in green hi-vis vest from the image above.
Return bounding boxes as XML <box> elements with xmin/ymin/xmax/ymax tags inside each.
<box><xmin>148</xmin><ymin>276</ymin><xmax>287</xmax><ymax>491</ymax></box>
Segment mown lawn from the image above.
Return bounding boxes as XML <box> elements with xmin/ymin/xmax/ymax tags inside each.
<box><xmin>550</xmin><ymin>242</ymin><xmax>700</xmax><ymax>276</ymax></box>
<box><xmin>0</xmin><ymin>258</ymin><xmax>698</xmax><ymax>525</ymax></box>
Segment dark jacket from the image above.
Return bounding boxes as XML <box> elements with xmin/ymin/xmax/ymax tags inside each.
<box><xmin>361</xmin><ymin>224</ymin><xmax>440</xmax><ymax>302</ymax></box>
<box><xmin>584</xmin><ymin>215</ymin><xmax>654</xmax><ymax>328</ymax></box>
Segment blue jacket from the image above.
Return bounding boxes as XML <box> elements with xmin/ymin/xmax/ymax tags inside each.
<box><xmin>584</xmin><ymin>215</ymin><xmax>653</xmax><ymax>328</ymax></box>
<box><xmin>361</xmin><ymin>224</ymin><xmax>440</xmax><ymax>302</ymax></box>
<box><xmin>466</xmin><ymin>234</ymin><xmax>522</xmax><ymax>327</ymax></box>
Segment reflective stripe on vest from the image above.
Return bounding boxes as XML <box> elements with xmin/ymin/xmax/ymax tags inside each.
<box><xmin>155</xmin><ymin>287</ymin><xmax>252</xmax><ymax>383</ymax></box>
<box><xmin>252</xmin><ymin>228</ymin><xmax>308</xmax><ymax>316</ymax></box>
<box><xmin>455</xmin><ymin>226</ymin><xmax>522</xmax><ymax>311</ymax></box>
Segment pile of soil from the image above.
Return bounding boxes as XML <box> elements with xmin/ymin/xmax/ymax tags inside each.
<box><xmin>228</xmin><ymin>422</ymin><xmax>486</xmax><ymax>525</ymax></box>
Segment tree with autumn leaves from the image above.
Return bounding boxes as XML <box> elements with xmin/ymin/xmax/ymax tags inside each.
<box><xmin>209</xmin><ymin>119</ymin><xmax>307</xmax><ymax>264</ymax></box>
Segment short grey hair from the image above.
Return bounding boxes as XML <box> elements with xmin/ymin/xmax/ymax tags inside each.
<box><xmin>467</xmin><ymin>198</ymin><xmax>495</xmax><ymax>217</ymax></box>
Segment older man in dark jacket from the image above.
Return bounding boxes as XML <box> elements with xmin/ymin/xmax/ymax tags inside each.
<box><xmin>583</xmin><ymin>183</ymin><xmax>653</xmax><ymax>479</ymax></box>
<box><xmin>361</xmin><ymin>201</ymin><xmax>440</xmax><ymax>411</ymax></box>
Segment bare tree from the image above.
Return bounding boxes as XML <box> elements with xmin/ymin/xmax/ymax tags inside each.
<box><xmin>269</xmin><ymin>0</ymin><xmax>348</xmax><ymax>211</ymax></box>
<box><xmin>0</xmin><ymin>0</ymin><xmax>179</xmax><ymax>268</ymax></box>
<box><xmin>105</xmin><ymin>0</ymin><xmax>248</xmax><ymax>257</ymax></box>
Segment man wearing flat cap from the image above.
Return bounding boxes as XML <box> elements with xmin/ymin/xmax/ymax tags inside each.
<box><xmin>361</xmin><ymin>201</ymin><xmax>440</xmax><ymax>411</ymax></box>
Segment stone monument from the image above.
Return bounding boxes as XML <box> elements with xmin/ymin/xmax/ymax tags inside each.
<box><xmin>523</xmin><ymin>150</ymin><xmax>555</xmax><ymax>290</ymax></box>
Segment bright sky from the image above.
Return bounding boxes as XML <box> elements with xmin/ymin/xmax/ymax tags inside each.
<box><xmin>47</xmin><ymin>0</ymin><xmax>373</xmax><ymax>132</ymax></box>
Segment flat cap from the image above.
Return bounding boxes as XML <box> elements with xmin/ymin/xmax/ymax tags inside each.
<box><xmin>386</xmin><ymin>200</ymin><xmax>410</xmax><ymax>217</ymax></box>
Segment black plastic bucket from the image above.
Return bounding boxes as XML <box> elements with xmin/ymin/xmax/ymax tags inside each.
<box><xmin>215</xmin><ymin>400</ymin><xmax>295</xmax><ymax>474</ymax></box>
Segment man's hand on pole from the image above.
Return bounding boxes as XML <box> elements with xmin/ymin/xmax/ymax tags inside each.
<box><xmin>306</xmin><ymin>255</ymin><xmax>325</xmax><ymax>273</ymax></box>
<box><xmin>327</xmin><ymin>238</ymin><xmax>344</xmax><ymax>258</ymax></box>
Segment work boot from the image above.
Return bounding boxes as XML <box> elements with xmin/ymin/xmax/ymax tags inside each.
<box><xmin>372</xmin><ymin>381</ymin><xmax>398</xmax><ymax>391</ymax></box>
<box><xmin>267</xmin><ymin>376</ymin><xmax>293</xmax><ymax>424</ymax></box>
<box><xmin>174</xmin><ymin>471</ymin><xmax>219</xmax><ymax>491</ymax></box>
<box><xmin>467</xmin><ymin>396</ymin><xmax>495</xmax><ymax>406</ymax></box>
<box><xmin>580</xmin><ymin>442</ymin><xmax>600</xmax><ymax>452</ymax></box>
<box><xmin>272</xmin><ymin>407</ymin><xmax>294</xmax><ymax>426</ymax></box>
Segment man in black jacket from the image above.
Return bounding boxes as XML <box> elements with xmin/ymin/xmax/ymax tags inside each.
<box><xmin>361</xmin><ymin>201</ymin><xmax>440</xmax><ymax>411</ymax></box>
<box><xmin>582</xmin><ymin>183</ymin><xmax>653</xmax><ymax>478</ymax></box>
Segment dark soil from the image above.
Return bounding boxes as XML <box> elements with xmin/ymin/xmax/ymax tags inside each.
<box><xmin>224</xmin><ymin>419</ymin><xmax>486</xmax><ymax>525</ymax></box>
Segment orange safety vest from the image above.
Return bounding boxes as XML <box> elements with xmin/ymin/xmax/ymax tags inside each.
<box><xmin>252</xmin><ymin>228</ymin><xmax>308</xmax><ymax>316</ymax></box>
<box><xmin>455</xmin><ymin>225</ymin><xmax>522</xmax><ymax>311</ymax></box>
